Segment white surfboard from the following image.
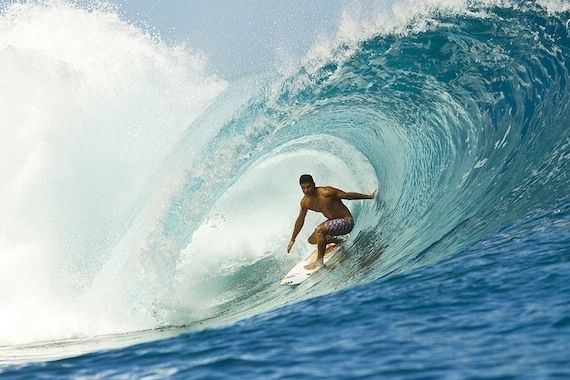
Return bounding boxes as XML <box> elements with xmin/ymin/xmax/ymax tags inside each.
<box><xmin>281</xmin><ymin>237</ymin><xmax>348</xmax><ymax>286</ymax></box>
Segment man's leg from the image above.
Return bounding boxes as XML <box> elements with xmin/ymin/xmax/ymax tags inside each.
<box><xmin>308</xmin><ymin>223</ymin><xmax>338</xmax><ymax>245</ymax></box>
<box><xmin>305</xmin><ymin>218</ymin><xmax>353</xmax><ymax>270</ymax></box>
<box><xmin>305</xmin><ymin>224</ymin><xmax>327</xmax><ymax>270</ymax></box>
<box><xmin>316</xmin><ymin>224</ymin><xmax>327</xmax><ymax>262</ymax></box>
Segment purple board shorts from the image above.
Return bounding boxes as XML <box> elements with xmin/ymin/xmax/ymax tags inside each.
<box><xmin>324</xmin><ymin>217</ymin><xmax>354</xmax><ymax>238</ymax></box>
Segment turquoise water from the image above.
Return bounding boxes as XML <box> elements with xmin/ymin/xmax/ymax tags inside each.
<box><xmin>1</xmin><ymin>0</ymin><xmax>569</xmax><ymax>378</ymax></box>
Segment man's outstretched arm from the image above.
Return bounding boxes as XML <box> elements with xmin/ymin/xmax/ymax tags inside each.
<box><xmin>333</xmin><ymin>188</ymin><xmax>376</xmax><ymax>200</ymax></box>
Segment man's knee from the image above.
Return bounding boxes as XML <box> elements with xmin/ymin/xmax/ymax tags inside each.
<box><xmin>315</xmin><ymin>224</ymin><xmax>327</xmax><ymax>236</ymax></box>
<box><xmin>308</xmin><ymin>225</ymin><xmax>327</xmax><ymax>244</ymax></box>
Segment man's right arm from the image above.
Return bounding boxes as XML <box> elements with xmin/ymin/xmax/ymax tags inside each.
<box><xmin>288</xmin><ymin>202</ymin><xmax>307</xmax><ymax>252</ymax></box>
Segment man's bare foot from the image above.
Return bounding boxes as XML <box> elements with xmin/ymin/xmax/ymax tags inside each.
<box><xmin>304</xmin><ymin>259</ymin><xmax>323</xmax><ymax>270</ymax></box>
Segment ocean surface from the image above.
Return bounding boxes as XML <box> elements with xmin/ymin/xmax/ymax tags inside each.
<box><xmin>1</xmin><ymin>0</ymin><xmax>569</xmax><ymax>378</ymax></box>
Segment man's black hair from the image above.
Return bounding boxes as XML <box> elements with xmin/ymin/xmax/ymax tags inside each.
<box><xmin>299</xmin><ymin>174</ymin><xmax>314</xmax><ymax>185</ymax></box>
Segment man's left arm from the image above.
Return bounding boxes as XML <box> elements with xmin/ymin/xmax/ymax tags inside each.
<box><xmin>333</xmin><ymin>188</ymin><xmax>376</xmax><ymax>200</ymax></box>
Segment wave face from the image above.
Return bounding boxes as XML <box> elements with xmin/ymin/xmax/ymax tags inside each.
<box><xmin>1</xmin><ymin>0</ymin><xmax>569</xmax><ymax>348</ymax></box>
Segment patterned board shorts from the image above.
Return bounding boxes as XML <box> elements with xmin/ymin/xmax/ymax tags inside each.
<box><xmin>324</xmin><ymin>217</ymin><xmax>354</xmax><ymax>238</ymax></box>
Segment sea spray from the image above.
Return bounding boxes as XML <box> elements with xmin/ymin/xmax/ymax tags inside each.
<box><xmin>0</xmin><ymin>0</ymin><xmax>225</xmax><ymax>344</ymax></box>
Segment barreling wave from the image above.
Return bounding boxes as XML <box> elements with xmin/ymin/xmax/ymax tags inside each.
<box><xmin>1</xmin><ymin>0</ymin><xmax>569</xmax><ymax>346</ymax></box>
<box><xmin>121</xmin><ymin>0</ymin><xmax>570</xmax><ymax>334</ymax></box>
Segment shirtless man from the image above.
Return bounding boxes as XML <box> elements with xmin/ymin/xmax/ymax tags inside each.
<box><xmin>287</xmin><ymin>174</ymin><xmax>375</xmax><ymax>270</ymax></box>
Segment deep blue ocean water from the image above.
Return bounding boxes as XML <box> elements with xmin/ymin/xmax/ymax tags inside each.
<box><xmin>1</xmin><ymin>0</ymin><xmax>569</xmax><ymax>378</ymax></box>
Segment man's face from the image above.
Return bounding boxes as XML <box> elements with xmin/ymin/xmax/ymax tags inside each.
<box><xmin>300</xmin><ymin>182</ymin><xmax>315</xmax><ymax>196</ymax></box>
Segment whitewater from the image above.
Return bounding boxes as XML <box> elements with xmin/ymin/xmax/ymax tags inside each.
<box><xmin>1</xmin><ymin>0</ymin><xmax>569</xmax><ymax>378</ymax></box>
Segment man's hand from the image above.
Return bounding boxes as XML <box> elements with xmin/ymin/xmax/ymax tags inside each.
<box><xmin>287</xmin><ymin>239</ymin><xmax>295</xmax><ymax>253</ymax></box>
<box><xmin>370</xmin><ymin>190</ymin><xmax>377</xmax><ymax>199</ymax></box>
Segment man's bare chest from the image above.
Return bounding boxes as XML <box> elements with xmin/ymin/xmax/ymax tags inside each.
<box><xmin>306</xmin><ymin>197</ymin><xmax>334</xmax><ymax>212</ymax></box>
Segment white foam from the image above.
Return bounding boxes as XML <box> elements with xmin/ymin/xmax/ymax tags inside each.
<box><xmin>537</xmin><ymin>0</ymin><xmax>570</xmax><ymax>13</ymax></box>
<box><xmin>0</xmin><ymin>0</ymin><xmax>225</xmax><ymax>345</ymax></box>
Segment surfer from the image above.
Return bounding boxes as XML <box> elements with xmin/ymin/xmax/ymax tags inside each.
<box><xmin>287</xmin><ymin>174</ymin><xmax>375</xmax><ymax>270</ymax></box>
